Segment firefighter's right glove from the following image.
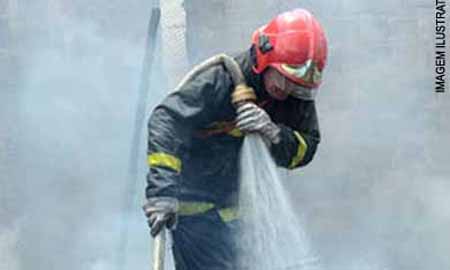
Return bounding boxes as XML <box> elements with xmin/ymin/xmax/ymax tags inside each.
<box><xmin>143</xmin><ymin>197</ymin><xmax>178</xmax><ymax>237</ymax></box>
<box><xmin>236</xmin><ymin>102</ymin><xmax>281</xmax><ymax>144</ymax></box>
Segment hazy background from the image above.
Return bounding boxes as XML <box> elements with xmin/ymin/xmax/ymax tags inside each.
<box><xmin>1</xmin><ymin>0</ymin><xmax>449</xmax><ymax>270</ymax></box>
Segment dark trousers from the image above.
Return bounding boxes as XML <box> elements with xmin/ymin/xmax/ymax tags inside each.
<box><xmin>171</xmin><ymin>209</ymin><xmax>239</xmax><ymax>270</ymax></box>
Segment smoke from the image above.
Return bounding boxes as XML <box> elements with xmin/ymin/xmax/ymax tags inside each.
<box><xmin>282</xmin><ymin>2</ymin><xmax>450</xmax><ymax>270</ymax></box>
<box><xmin>0</xmin><ymin>223</ymin><xmax>21</xmax><ymax>270</ymax></box>
<box><xmin>0</xmin><ymin>1</ymin><xmax>164</xmax><ymax>269</ymax></box>
<box><xmin>1</xmin><ymin>1</ymin><xmax>449</xmax><ymax>270</ymax></box>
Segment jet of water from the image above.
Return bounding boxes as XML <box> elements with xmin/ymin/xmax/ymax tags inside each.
<box><xmin>237</xmin><ymin>135</ymin><xmax>321</xmax><ymax>270</ymax></box>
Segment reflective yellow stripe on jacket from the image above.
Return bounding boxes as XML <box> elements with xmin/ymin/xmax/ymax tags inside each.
<box><xmin>218</xmin><ymin>207</ymin><xmax>239</xmax><ymax>222</ymax></box>
<box><xmin>148</xmin><ymin>153</ymin><xmax>182</xmax><ymax>173</ymax></box>
<box><xmin>178</xmin><ymin>201</ymin><xmax>239</xmax><ymax>223</ymax></box>
<box><xmin>289</xmin><ymin>131</ymin><xmax>308</xmax><ymax>169</ymax></box>
<box><xmin>178</xmin><ymin>202</ymin><xmax>214</xmax><ymax>216</ymax></box>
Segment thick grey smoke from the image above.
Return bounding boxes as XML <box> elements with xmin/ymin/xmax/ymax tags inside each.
<box><xmin>1</xmin><ymin>1</ymin><xmax>163</xmax><ymax>269</ymax></box>
<box><xmin>1</xmin><ymin>1</ymin><xmax>449</xmax><ymax>270</ymax></box>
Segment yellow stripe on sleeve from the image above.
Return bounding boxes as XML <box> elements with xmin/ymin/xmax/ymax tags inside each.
<box><xmin>148</xmin><ymin>153</ymin><xmax>182</xmax><ymax>173</ymax></box>
<box><xmin>288</xmin><ymin>131</ymin><xmax>308</xmax><ymax>169</ymax></box>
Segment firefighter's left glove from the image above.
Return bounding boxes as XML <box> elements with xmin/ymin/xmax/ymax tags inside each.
<box><xmin>143</xmin><ymin>197</ymin><xmax>179</xmax><ymax>237</ymax></box>
<box><xmin>236</xmin><ymin>103</ymin><xmax>281</xmax><ymax>144</ymax></box>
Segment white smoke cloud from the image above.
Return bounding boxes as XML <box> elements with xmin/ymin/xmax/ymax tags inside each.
<box><xmin>0</xmin><ymin>224</ymin><xmax>21</xmax><ymax>270</ymax></box>
<box><xmin>1</xmin><ymin>1</ymin><xmax>449</xmax><ymax>270</ymax></box>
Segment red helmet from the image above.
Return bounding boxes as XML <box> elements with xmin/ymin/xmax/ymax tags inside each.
<box><xmin>252</xmin><ymin>9</ymin><xmax>328</xmax><ymax>89</ymax></box>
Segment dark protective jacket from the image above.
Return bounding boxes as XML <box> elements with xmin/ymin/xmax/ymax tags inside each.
<box><xmin>146</xmin><ymin>49</ymin><xmax>320</xmax><ymax>208</ymax></box>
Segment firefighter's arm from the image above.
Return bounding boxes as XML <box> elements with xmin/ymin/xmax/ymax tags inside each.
<box><xmin>145</xmin><ymin>66</ymin><xmax>231</xmax><ymax>199</ymax></box>
<box><xmin>269</xmin><ymin>100</ymin><xmax>320</xmax><ymax>169</ymax></box>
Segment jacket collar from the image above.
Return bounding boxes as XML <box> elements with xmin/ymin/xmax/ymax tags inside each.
<box><xmin>234</xmin><ymin>48</ymin><xmax>270</xmax><ymax>101</ymax></box>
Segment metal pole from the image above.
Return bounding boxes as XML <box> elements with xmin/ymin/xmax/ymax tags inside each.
<box><xmin>152</xmin><ymin>230</ymin><xmax>166</xmax><ymax>270</ymax></box>
<box><xmin>117</xmin><ymin>1</ymin><xmax>161</xmax><ymax>270</ymax></box>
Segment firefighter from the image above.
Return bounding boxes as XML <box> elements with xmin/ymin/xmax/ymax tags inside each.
<box><xmin>143</xmin><ymin>9</ymin><xmax>328</xmax><ymax>270</ymax></box>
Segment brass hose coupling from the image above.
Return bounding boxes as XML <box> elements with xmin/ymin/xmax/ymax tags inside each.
<box><xmin>231</xmin><ymin>84</ymin><xmax>257</xmax><ymax>106</ymax></box>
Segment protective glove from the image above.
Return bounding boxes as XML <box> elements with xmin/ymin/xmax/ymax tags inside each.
<box><xmin>142</xmin><ymin>197</ymin><xmax>178</xmax><ymax>237</ymax></box>
<box><xmin>236</xmin><ymin>102</ymin><xmax>281</xmax><ymax>144</ymax></box>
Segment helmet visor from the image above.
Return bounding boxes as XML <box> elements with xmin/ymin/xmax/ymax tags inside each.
<box><xmin>280</xmin><ymin>60</ymin><xmax>323</xmax><ymax>86</ymax></box>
